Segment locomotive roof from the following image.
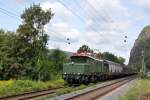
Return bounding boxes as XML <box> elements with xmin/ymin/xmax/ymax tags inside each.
<box><xmin>71</xmin><ymin>55</ymin><xmax>121</xmax><ymax>66</ymax></box>
<box><xmin>71</xmin><ymin>55</ymin><xmax>103</xmax><ymax>62</ymax></box>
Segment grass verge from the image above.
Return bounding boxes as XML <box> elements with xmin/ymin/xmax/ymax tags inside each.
<box><xmin>120</xmin><ymin>78</ymin><xmax>150</xmax><ymax>100</ymax></box>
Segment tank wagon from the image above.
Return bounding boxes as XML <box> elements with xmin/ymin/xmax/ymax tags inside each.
<box><xmin>63</xmin><ymin>53</ymin><xmax>134</xmax><ymax>84</ymax></box>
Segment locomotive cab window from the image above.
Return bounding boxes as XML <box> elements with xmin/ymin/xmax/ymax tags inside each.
<box><xmin>71</xmin><ymin>56</ymin><xmax>87</xmax><ymax>63</ymax></box>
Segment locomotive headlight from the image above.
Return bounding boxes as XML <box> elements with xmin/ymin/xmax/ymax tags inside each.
<box><xmin>64</xmin><ymin>72</ymin><xmax>66</xmax><ymax>74</ymax></box>
<box><xmin>78</xmin><ymin>73</ymin><xmax>80</xmax><ymax>75</ymax></box>
<box><xmin>71</xmin><ymin>62</ymin><xmax>74</xmax><ymax>65</ymax></box>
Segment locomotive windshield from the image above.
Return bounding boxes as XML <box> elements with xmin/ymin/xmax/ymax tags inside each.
<box><xmin>71</xmin><ymin>56</ymin><xmax>87</xmax><ymax>63</ymax></box>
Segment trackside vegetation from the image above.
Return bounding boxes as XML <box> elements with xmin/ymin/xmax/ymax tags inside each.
<box><xmin>0</xmin><ymin>4</ymin><xmax>55</xmax><ymax>81</ymax></box>
<box><xmin>0</xmin><ymin>79</ymin><xmax>65</xmax><ymax>97</ymax></box>
<box><xmin>120</xmin><ymin>79</ymin><xmax>150</xmax><ymax>100</ymax></box>
<box><xmin>0</xmin><ymin>4</ymin><xmax>68</xmax><ymax>97</ymax></box>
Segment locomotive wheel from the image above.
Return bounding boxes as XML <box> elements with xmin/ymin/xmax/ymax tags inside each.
<box><xmin>94</xmin><ymin>76</ymin><xmax>98</xmax><ymax>83</ymax></box>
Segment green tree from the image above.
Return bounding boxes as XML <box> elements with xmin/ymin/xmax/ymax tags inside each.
<box><xmin>118</xmin><ymin>57</ymin><xmax>125</xmax><ymax>64</ymax></box>
<box><xmin>145</xmin><ymin>57</ymin><xmax>150</xmax><ymax>70</ymax></box>
<box><xmin>14</xmin><ymin>4</ymin><xmax>53</xmax><ymax>80</ymax></box>
<box><xmin>102</xmin><ymin>52</ymin><xmax>118</xmax><ymax>62</ymax></box>
<box><xmin>77</xmin><ymin>45</ymin><xmax>93</xmax><ymax>53</ymax></box>
<box><xmin>0</xmin><ymin>4</ymin><xmax>55</xmax><ymax>80</ymax></box>
<box><xmin>0</xmin><ymin>29</ymin><xmax>21</xmax><ymax>79</ymax></box>
<box><xmin>48</xmin><ymin>49</ymin><xmax>66</xmax><ymax>73</ymax></box>
<box><xmin>102</xmin><ymin>52</ymin><xmax>125</xmax><ymax>64</ymax></box>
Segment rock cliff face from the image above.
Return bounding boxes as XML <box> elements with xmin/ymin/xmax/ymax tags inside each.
<box><xmin>129</xmin><ymin>25</ymin><xmax>150</xmax><ymax>70</ymax></box>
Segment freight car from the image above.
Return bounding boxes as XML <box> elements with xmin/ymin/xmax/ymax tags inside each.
<box><xmin>63</xmin><ymin>53</ymin><xmax>134</xmax><ymax>84</ymax></box>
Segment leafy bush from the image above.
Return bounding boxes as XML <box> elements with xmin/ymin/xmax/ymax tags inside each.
<box><xmin>145</xmin><ymin>57</ymin><xmax>150</xmax><ymax>70</ymax></box>
<box><xmin>0</xmin><ymin>79</ymin><xmax>65</xmax><ymax>97</ymax></box>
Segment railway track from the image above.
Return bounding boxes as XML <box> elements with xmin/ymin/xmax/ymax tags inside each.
<box><xmin>0</xmin><ymin>87</ymin><xmax>61</xmax><ymax>100</ymax></box>
<box><xmin>55</xmin><ymin>75</ymin><xmax>137</xmax><ymax>100</ymax></box>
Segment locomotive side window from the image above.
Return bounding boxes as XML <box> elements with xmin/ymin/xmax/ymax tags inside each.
<box><xmin>88</xmin><ymin>58</ymin><xmax>93</xmax><ymax>64</ymax></box>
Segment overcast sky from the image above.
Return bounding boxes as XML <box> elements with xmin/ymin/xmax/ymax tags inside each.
<box><xmin>0</xmin><ymin>0</ymin><xmax>150</xmax><ymax>64</ymax></box>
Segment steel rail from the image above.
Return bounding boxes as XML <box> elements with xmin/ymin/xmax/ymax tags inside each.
<box><xmin>0</xmin><ymin>87</ymin><xmax>61</xmax><ymax>100</ymax></box>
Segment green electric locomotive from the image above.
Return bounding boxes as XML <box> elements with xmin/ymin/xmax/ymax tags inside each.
<box><xmin>63</xmin><ymin>53</ymin><xmax>125</xmax><ymax>84</ymax></box>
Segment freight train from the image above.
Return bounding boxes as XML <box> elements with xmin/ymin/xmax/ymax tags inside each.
<box><xmin>63</xmin><ymin>53</ymin><xmax>135</xmax><ymax>84</ymax></box>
